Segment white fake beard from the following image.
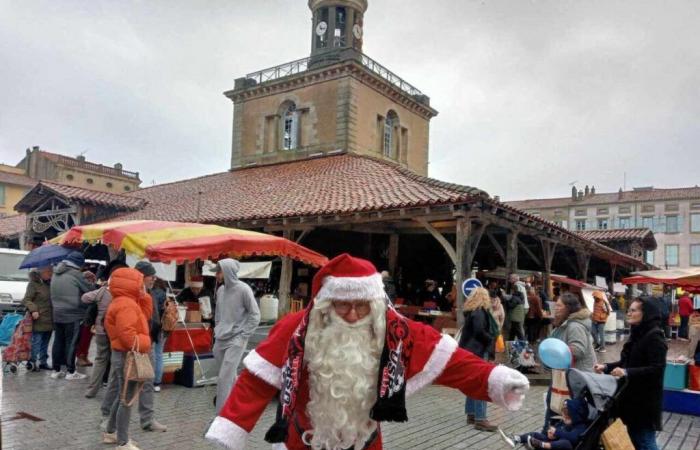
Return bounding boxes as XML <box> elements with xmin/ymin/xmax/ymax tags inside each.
<box><xmin>303</xmin><ymin>301</ymin><xmax>386</xmax><ymax>450</ymax></box>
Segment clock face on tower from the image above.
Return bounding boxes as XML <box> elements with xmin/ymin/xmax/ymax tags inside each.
<box><xmin>316</xmin><ymin>21</ymin><xmax>328</xmax><ymax>36</ymax></box>
<box><xmin>352</xmin><ymin>24</ymin><xmax>362</xmax><ymax>39</ymax></box>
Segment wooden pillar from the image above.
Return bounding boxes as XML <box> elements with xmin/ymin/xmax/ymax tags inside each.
<box><xmin>506</xmin><ymin>229</ymin><xmax>518</xmax><ymax>274</ymax></box>
<box><xmin>278</xmin><ymin>229</ymin><xmax>293</xmax><ymax>316</ymax></box>
<box><xmin>609</xmin><ymin>264</ymin><xmax>618</xmax><ymax>293</ymax></box>
<box><xmin>539</xmin><ymin>238</ymin><xmax>556</xmax><ymax>299</ymax></box>
<box><xmin>388</xmin><ymin>234</ymin><xmax>399</xmax><ymax>276</ymax></box>
<box><xmin>576</xmin><ymin>251</ymin><xmax>590</xmax><ymax>282</ymax></box>
<box><xmin>455</xmin><ymin>217</ymin><xmax>471</xmax><ymax>327</ymax></box>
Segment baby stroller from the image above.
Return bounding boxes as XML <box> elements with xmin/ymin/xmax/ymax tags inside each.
<box><xmin>2</xmin><ymin>313</ymin><xmax>34</xmax><ymax>373</ymax></box>
<box><xmin>552</xmin><ymin>368</ymin><xmax>627</xmax><ymax>450</ymax></box>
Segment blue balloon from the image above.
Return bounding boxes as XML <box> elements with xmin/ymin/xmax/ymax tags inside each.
<box><xmin>538</xmin><ymin>338</ymin><xmax>572</xmax><ymax>370</ymax></box>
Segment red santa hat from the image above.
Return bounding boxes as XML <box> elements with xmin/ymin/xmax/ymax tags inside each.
<box><xmin>189</xmin><ymin>275</ymin><xmax>204</xmax><ymax>288</ymax></box>
<box><xmin>312</xmin><ymin>253</ymin><xmax>386</xmax><ymax>303</ymax></box>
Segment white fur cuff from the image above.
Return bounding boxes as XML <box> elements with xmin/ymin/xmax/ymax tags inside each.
<box><xmin>243</xmin><ymin>350</ymin><xmax>282</xmax><ymax>389</ymax></box>
<box><xmin>205</xmin><ymin>416</ymin><xmax>248</xmax><ymax>449</ymax></box>
<box><xmin>315</xmin><ymin>273</ymin><xmax>386</xmax><ymax>303</ymax></box>
<box><xmin>406</xmin><ymin>334</ymin><xmax>458</xmax><ymax>396</ymax></box>
<box><xmin>487</xmin><ymin>365</ymin><xmax>530</xmax><ymax>411</ymax></box>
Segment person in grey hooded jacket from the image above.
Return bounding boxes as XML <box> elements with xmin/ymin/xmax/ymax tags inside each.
<box><xmin>50</xmin><ymin>251</ymin><xmax>96</xmax><ymax>379</ymax></box>
<box><xmin>212</xmin><ymin>258</ymin><xmax>261</xmax><ymax>413</ymax></box>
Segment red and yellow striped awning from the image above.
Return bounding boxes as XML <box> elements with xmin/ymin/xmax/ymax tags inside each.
<box><xmin>51</xmin><ymin>220</ymin><xmax>328</xmax><ymax>267</ymax></box>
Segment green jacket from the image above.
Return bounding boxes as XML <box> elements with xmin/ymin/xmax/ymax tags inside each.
<box><xmin>22</xmin><ymin>272</ymin><xmax>53</xmax><ymax>332</ymax></box>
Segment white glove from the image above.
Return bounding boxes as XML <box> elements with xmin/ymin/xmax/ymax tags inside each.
<box><xmin>487</xmin><ymin>365</ymin><xmax>530</xmax><ymax>411</ymax></box>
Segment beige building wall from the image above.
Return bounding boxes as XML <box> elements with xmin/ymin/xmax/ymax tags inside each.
<box><xmin>54</xmin><ymin>166</ymin><xmax>140</xmax><ymax>193</ymax></box>
<box><xmin>349</xmin><ymin>78</ymin><xmax>429</xmax><ymax>175</ymax></box>
<box><xmin>0</xmin><ymin>183</ymin><xmax>31</xmax><ymax>216</ymax></box>
<box><xmin>234</xmin><ymin>79</ymin><xmax>340</xmax><ymax>166</ymax></box>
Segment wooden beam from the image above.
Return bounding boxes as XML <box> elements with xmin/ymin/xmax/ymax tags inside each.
<box><xmin>518</xmin><ymin>237</ymin><xmax>542</xmax><ymax>266</ymax></box>
<box><xmin>539</xmin><ymin>238</ymin><xmax>557</xmax><ymax>299</ymax></box>
<box><xmin>388</xmin><ymin>234</ymin><xmax>399</xmax><ymax>275</ymax></box>
<box><xmin>506</xmin><ymin>230</ymin><xmax>518</xmax><ymax>273</ymax></box>
<box><xmin>295</xmin><ymin>228</ymin><xmax>313</xmax><ymax>243</ymax></box>
<box><xmin>278</xmin><ymin>229</ymin><xmax>293</xmax><ymax>317</ymax></box>
<box><xmin>575</xmin><ymin>251</ymin><xmax>591</xmax><ymax>281</ymax></box>
<box><xmin>470</xmin><ymin>222</ymin><xmax>486</xmax><ymax>256</ymax></box>
<box><xmin>414</xmin><ymin>218</ymin><xmax>456</xmax><ymax>265</ymax></box>
<box><xmin>486</xmin><ymin>230</ymin><xmax>506</xmax><ymax>263</ymax></box>
<box><xmin>455</xmin><ymin>217</ymin><xmax>471</xmax><ymax>327</ymax></box>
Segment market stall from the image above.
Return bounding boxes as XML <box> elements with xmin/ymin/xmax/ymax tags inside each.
<box><xmin>50</xmin><ymin>219</ymin><xmax>328</xmax><ymax>386</ymax></box>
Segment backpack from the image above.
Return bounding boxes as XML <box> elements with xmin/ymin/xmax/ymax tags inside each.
<box><xmin>161</xmin><ymin>299</ymin><xmax>179</xmax><ymax>332</ymax></box>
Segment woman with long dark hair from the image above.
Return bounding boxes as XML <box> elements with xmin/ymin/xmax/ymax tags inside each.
<box><xmin>595</xmin><ymin>297</ymin><xmax>667</xmax><ymax>450</ymax></box>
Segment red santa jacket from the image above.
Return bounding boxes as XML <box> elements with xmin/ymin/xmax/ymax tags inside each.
<box><xmin>206</xmin><ymin>311</ymin><xmax>521</xmax><ymax>449</ymax></box>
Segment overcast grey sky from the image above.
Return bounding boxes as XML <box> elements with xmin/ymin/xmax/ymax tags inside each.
<box><xmin>1</xmin><ymin>1</ymin><xmax>698</xmax><ymax>200</ymax></box>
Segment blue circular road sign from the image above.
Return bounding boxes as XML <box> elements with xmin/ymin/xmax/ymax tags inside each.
<box><xmin>462</xmin><ymin>278</ymin><xmax>483</xmax><ymax>298</ymax></box>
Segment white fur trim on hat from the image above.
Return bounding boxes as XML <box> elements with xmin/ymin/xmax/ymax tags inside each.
<box><xmin>315</xmin><ymin>273</ymin><xmax>385</xmax><ymax>303</ymax></box>
<box><xmin>205</xmin><ymin>416</ymin><xmax>248</xmax><ymax>449</ymax></box>
<box><xmin>487</xmin><ymin>364</ymin><xmax>530</xmax><ymax>411</ymax></box>
<box><xmin>189</xmin><ymin>281</ymin><xmax>204</xmax><ymax>288</ymax></box>
<box><xmin>406</xmin><ymin>334</ymin><xmax>458</xmax><ymax>397</ymax></box>
<box><xmin>243</xmin><ymin>350</ymin><xmax>282</xmax><ymax>389</ymax></box>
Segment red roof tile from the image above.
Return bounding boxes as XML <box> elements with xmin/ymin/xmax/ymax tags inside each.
<box><xmin>119</xmin><ymin>153</ymin><xmax>486</xmax><ymax>223</ymax></box>
<box><xmin>0</xmin><ymin>170</ymin><xmax>37</xmax><ymax>188</ymax></box>
<box><xmin>15</xmin><ymin>181</ymin><xmax>146</xmax><ymax>213</ymax></box>
<box><xmin>0</xmin><ymin>214</ymin><xmax>26</xmax><ymax>238</ymax></box>
<box><xmin>507</xmin><ymin>186</ymin><xmax>700</xmax><ymax>210</ymax></box>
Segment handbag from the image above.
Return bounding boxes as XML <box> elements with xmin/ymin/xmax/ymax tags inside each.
<box><xmin>121</xmin><ymin>338</ymin><xmax>154</xmax><ymax>407</ymax></box>
<box><xmin>601</xmin><ymin>418</ymin><xmax>635</xmax><ymax>450</ymax></box>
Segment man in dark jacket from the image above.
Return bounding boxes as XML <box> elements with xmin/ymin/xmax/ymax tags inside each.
<box><xmin>50</xmin><ymin>251</ymin><xmax>95</xmax><ymax>379</ymax></box>
<box><xmin>22</xmin><ymin>266</ymin><xmax>53</xmax><ymax>371</ymax></box>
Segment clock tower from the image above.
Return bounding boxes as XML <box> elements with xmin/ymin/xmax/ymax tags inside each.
<box><xmin>226</xmin><ymin>0</ymin><xmax>438</xmax><ymax>175</ymax></box>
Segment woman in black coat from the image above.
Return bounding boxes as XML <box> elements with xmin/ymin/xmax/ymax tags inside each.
<box><xmin>595</xmin><ymin>297</ymin><xmax>667</xmax><ymax>450</ymax></box>
<box><xmin>459</xmin><ymin>287</ymin><xmax>498</xmax><ymax>432</ymax></box>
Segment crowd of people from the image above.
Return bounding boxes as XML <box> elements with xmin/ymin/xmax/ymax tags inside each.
<box><xmin>19</xmin><ymin>250</ymin><xmax>264</xmax><ymax>450</ymax></box>
<box><xmin>17</xmin><ymin>247</ymin><xmax>700</xmax><ymax>450</ymax></box>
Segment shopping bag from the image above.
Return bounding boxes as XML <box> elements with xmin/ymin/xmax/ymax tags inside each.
<box><xmin>549</xmin><ymin>369</ymin><xmax>570</xmax><ymax>415</ymax></box>
<box><xmin>121</xmin><ymin>338</ymin><xmax>154</xmax><ymax>406</ymax></box>
<box><xmin>602</xmin><ymin>418</ymin><xmax>635</xmax><ymax>450</ymax></box>
<box><xmin>495</xmin><ymin>334</ymin><xmax>505</xmax><ymax>353</ymax></box>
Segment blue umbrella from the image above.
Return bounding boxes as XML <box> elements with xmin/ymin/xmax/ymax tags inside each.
<box><xmin>19</xmin><ymin>244</ymin><xmax>75</xmax><ymax>269</ymax></box>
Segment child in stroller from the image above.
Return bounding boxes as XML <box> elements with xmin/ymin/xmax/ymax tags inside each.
<box><xmin>499</xmin><ymin>397</ymin><xmax>589</xmax><ymax>449</ymax></box>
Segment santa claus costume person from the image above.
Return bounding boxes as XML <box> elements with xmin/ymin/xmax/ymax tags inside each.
<box><xmin>206</xmin><ymin>254</ymin><xmax>529</xmax><ymax>449</ymax></box>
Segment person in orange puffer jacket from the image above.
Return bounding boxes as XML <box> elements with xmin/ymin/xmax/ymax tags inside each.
<box><xmin>591</xmin><ymin>291</ymin><xmax>611</xmax><ymax>353</ymax></box>
<box><xmin>102</xmin><ymin>268</ymin><xmax>152</xmax><ymax>450</ymax></box>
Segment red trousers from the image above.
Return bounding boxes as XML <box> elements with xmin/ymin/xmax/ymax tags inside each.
<box><xmin>75</xmin><ymin>324</ymin><xmax>93</xmax><ymax>358</ymax></box>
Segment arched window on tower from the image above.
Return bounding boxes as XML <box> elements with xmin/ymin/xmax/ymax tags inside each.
<box><xmin>282</xmin><ymin>102</ymin><xmax>299</xmax><ymax>150</ymax></box>
<box><xmin>383</xmin><ymin>110</ymin><xmax>398</xmax><ymax>158</ymax></box>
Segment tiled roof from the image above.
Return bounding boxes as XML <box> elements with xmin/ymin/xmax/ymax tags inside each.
<box><xmin>575</xmin><ymin>228</ymin><xmax>657</xmax><ymax>251</ymax></box>
<box><xmin>118</xmin><ymin>153</ymin><xmax>487</xmax><ymax>223</ymax></box>
<box><xmin>575</xmin><ymin>228</ymin><xmax>654</xmax><ymax>242</ymax></box>
<box><xmin>15</xmin><ymin>181</ymin><xmax>146</xmax><ymax>213</ymax></box>
<box><xmin>0</xmin><ymin>170</ymin><xmax>37</xmax><ymax>188</ymax></box>
<box><xmin>36</xmin><ymin>150</ymin><xmax>140</xmax><ymax>181</ymax></box>
<box><xmin>506</xmin><ymin>186</ymin><xmax>700</xmax><ymax>210</ymax></box>
<box><xmin>0</xmin><ymin>214</ymin><xmax>26</xmax><ymax>238</ymax></box>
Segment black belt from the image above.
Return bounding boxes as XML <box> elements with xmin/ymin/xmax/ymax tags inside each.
<box><xmin>293</xmin><ymin>415</ymin><xmax>379</xmax><ymax>450</ymax></box>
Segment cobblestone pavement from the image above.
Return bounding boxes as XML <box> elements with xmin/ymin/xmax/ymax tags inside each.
<box><xmin>2</xmin><ymin>331</ymin><xmax>699</xmax><ymax>449</ymax></box>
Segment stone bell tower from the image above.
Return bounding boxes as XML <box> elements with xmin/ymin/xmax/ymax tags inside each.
<box><xmin>309</xmin><ymin>0</ymin><xmax>366</xmax><ymax>64</ymax></box>
<box><xmin>226</xmin><ymin>0</ymin><xmax>438</xmax><ymax>175</ymax></box>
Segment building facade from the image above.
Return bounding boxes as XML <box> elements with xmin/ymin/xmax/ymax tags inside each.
<box><xmin>16</xmin><ymin>146</ymin><xmax>141</xmax><ymax>194</ymax></box>
<box><xmin>0</xmin><ymin>165</ymin><xmax>36</xmax><ymax>217</ymax></box>
<box><xmin>507</xmin><ymin>185</ymin><xmax>700</xmax><ymax>269</ymax></box>
<box><xmin>227</xmin><ymin>0</ymin><xmax>437</xmax><ymax>175</ymax></box>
